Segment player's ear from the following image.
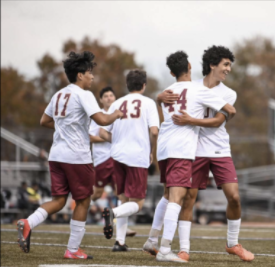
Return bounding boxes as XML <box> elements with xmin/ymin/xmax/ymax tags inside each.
<box><xmin>170</xmin><ymin>71</ymin><xmax>176</xmax><ymax>77</ymax></box>
<box><xmin>188</xmin><ymin>62</ymin><xmax>192</xmax><ymax>70</ymax></box>
<box><xmin>99</xmin><ymin>98</ymin><xmax>103</xmax><ymax>104</ymax></box>
<box><xmin>77</xmin><ymin>72</ymin><xmax>83</xmax><ymax>81</ymax></box>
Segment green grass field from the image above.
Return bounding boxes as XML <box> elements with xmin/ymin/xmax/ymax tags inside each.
<box><xmin>1</xmin><ymin>223</ymin><xmax>275</xmax><ymax>267</ymax></box>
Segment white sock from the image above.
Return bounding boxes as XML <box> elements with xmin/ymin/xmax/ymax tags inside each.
<box><xmin>178</xmin><ymin>220</ymin><xmax>191</xmax><ymax>253</ymax></box>
<box><xmin>160</xmin><ymin>202</ymin><xmax>181</xmax><ymax>254</ymax></box>
<box><xmin>116</xmin><ymin>217</ymin><xmax>128</xmax><ymax>245</ymax></box>
<box><xmin>149</xmin><ymin>197</ymin><xmax>168</xmax><ymax>243</ymax></box>
<box><xmin>67</xmin><ymin>219</ymin><xmax>86</xmax><ymax>253</ymax></box>
<box><xmin>113</xmin><ymin>202</ymin><xmax>139</xmax><ymax>218</ymax></box>
<box><xmin>27</xmin><ymin>207</ymin><xmax>48</xmax><ymax>229</ymax></box>
<box><xmin>227</xmin><ymin>218</ymin><xmax>241</xmax><ymax>247</ymax></box>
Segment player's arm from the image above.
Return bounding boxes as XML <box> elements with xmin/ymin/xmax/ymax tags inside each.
<box><xmin>157</xmin><ymin>90</ymin><xmax>179</xmax><ymax>106</ymax></box>
<box><xmin>91</xmin><ymin>110</ymin><xmax>123</xmax><ymax>126</ymax></box>
<box><xmin>40</xmin><ymin>113</ymin><xmax>55</xmax><ymax>129</ymax></box>
<box><xmin>89</xmin><ymin>135</ymin><xmax>105</xmax><ymax>143</ymax></box>
<box><xmin>99</xmin><ymin>128</ymin><xmax>112</xmax><ymax>143</ymax></box>
<box><xmin>220</xmin><ymin>103</ymin><xmax>236</xmax><ymax>121</ymax></box>
<box><xmin>173</xmin><ymin>111</ymin><xmax>226</xmax><ymax>127</ymax></box>
<box><xmin>149</xmin><ymin>126</ymin><xmax>159</xmax><ymax>164</ymax></box>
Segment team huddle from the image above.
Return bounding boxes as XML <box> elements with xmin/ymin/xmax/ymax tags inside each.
<box><xmin>17</xmin><ymin>46</ymin><xmax>254</xmax><ymax>263</ymax></box>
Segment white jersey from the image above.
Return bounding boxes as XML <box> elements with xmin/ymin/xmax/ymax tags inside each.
<box><xmin>157</xmin><ymin>81</ymin><xmax>227</xmax><ymax>161</ymax></box>
<box><xmin>89</xmin><ymin>109</ymin><xmax>111</xmax><ymax>167</ymax></box>
<box><xmin>103</xmin><ymin>93</ymin><xmax>159</xmax><ymax>168</ymax></box>
<box><xmin>195</xmin><ymin>79</ymin><xmax>237</xmax><ymax>158</ymax></box>
<box><xmin>45</xmin><ymin>84</ymin><xmax>101</xmax><ymax>164</ymax></box>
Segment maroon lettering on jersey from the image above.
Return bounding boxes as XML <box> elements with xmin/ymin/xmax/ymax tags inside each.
<box><xmin>55</xmin><ymin>93</ymin><xmax>62</xmax><ymax>116</ymax></box>
<box><xmin>164</xmin><ymin>89</ymin><xmax>188</xmax><ymax>113</ymax></box>
<box><xmin>119</xmin><ymin>100</ymin><xmax>128</xmax><ymax>119</ymax></box>
<box><xmin>130</xmin><ymin>100</ymin><xmax>141</xmax><ymax>118</ymax></box>
<box><xmin>61</xmin><ymin>94</ymin><xmax>71</xmax><ymax>117</ymax></box>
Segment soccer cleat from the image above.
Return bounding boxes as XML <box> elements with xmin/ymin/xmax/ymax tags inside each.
<box><xmin>112</xmin><ymin>241</ymin><xmax>128</xmax><ymax>252</ymax></box>
<box><xmin>17</xmin><ymin>219</ymin><xmax>32</xmax><ymax>253</ymax></box>
<box><xmin>178</xmin><ymin>251</ymin><xmax>190</xmax><ymax>262</ymax></box>
<box><xmin>143</xmin><ymin>239</ymin><xmax>159</xmax><ymax>256</ymax></box>
<box><xmin>102</xmin><ymin>207</ymin><xmax>114</xmax><ymax>239</ymax></box>
<box><xmin>156</xmin><ymin>251</ymin><xmax>187</xmax><ymax>262</ymax></box>
<box><xmin>126</xmin><ymin>228</ymin><xmax>137</xmax><ymax>237</ymax></box>
<box><xmin>64</xmin><ymin>248</ymin><xmax>93</xmax><ymax>259</ymax></box>
<box><xmin>226</xmin><ymin>244</ymin><xmax>254</xmax><ymax>261</ymax></box>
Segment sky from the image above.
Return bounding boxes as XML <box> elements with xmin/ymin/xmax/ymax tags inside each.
<box><xmin>2</xmin><ymin>1</ymin><xmax>275</xmax><ymax>87</ymax></box>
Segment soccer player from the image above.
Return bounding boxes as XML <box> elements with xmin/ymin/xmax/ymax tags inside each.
<box><xmin>144</xmin><ymin>51</ymin><xmax>236</xmax><ymax>263</ymax></box>
<box><xmin>17</xmin><ymin>51</ymin><xmax>123</xmax><ymax>259</ymax></box>
<box><xmin>89</xmin><ymin>86</ymin><xmax>136</xmax><ymax>237</ymax></box>
<box><xmin>172</xmin><ymin>46</ymin><xmax>254</xmax><ymax>262</ymax></box>
<box><xmin>149</xmin><ymin>46</ymin><xmax>254</xmax><ymax>262</ymax></box>
<box><xmin>99</xmin><ymin>69</ymin><xmax>159</xmax><ymax>252</ymax></box>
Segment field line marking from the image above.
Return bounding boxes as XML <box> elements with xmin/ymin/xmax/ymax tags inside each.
<box><xmin>2</xmin><ymin>229</ymin><xmax>274</xmax><ymax>241</ymax></box>
<box><xmin>2</xmin><ymin>241</ymin><xmax>275</xmax><ymax>257</ymax></box>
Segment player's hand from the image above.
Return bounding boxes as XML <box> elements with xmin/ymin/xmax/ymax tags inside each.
<box><xmin>114</xmin><ymin>109</ymin><xmax>124</xmax><ymax>119</ymax></box>
<box><xmin>150</xmin><ymin>153</ymin><xmax>153</xmax><ymax>164</ymax></box>
<box><xmin>157</xmin><ymin>90</ymin><xmax>179</xmax><ymax>104</ymax></box>
<box><xmin>172</xmin><ymin>110</ymin><xmax>192</xmax><ymax>126</ymax></box>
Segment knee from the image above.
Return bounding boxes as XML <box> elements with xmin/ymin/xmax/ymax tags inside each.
<box><xmin>53</xmin><ymin>197</ymin><xmax>67</xmax><ymax>209</ymax></box>
<box><xmin>92</xmin><ymin>190</ymin><xmax>103</xmax><ymax>201</ymax></box>
<box><xmin>228</xmin><ymin>193</ymin><xmax>241</xmax><ymax>207</ymax></box>
<box><xmin>182</xmin><ymin>194</ymin><xmax>196</xmax><ymax>211</ymax></box>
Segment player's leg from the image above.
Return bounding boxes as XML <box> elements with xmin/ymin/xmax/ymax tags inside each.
<box><xmin>211</xmin><ymin>158</ymin><xmax>254</xmax><ymax>261</ymax></box>
<box><xmin>177</xmin><ymin>157</ymin><xmax>209</xmax><ymax>261</ymax></box>
<box><xmin>17</xmin><ymin>161</ymin><xmax>69</xmax><ymax>253</ymax></box>
<box><xmin>143</xmin><ymin>160</ymin><xmax>169</xmax><ymax>255</ymax></box>
<box><xmin>157</xmin><ymin>159</ymin><xmax>192</xmax><ymax>263</ymax></box>
<box><xmin>177</xmin><ymin>188</ymin><xmax>198</xmax><ymax>261</ymax></box>
<box><xmin>91</xmin><ymin>187</ymin><xmax>104</xmax><ymax>201</ymax></box>
<box><xmin>64</xmin><ymin>163</ymin><xmax>95</xmax><ymax>259</ymax></box>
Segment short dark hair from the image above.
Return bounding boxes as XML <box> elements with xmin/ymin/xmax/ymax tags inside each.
<box><xmin>166</xmin><ymin>51</ymin><xmax>189</xmax><ymax>78</ymax></box>
<box><xmin>202</xmin><ymin>45</ymin><xmax>235</xmax><ymax>76</ymax></box>
<box><xmin>99</xmin><ymin>86</ymin><xmax>115</xmax><ymax>98</ymax></box>
<box><xmin>63</xmin><ymin>51</ymin><xmax>97</xmax><ymax>83</ymax></box>
<box><xmin>126</xmin><ymin>69</ymin><xmax>147</xmax><ymax>92</ymax></box>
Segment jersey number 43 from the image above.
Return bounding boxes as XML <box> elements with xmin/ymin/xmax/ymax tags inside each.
<box><xmin>119</xmin><ymin>99</ymin><xmax>141</xmax><ymax>119</ymax></box>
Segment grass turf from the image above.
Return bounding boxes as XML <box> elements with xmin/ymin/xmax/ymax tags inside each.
<box><xmin>1</xmin><ymin>224</ymin><xmax>275</xmax><ymax>267</ymax></box>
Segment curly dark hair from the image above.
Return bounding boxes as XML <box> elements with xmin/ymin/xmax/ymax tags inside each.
<box><xmin>99</xmin><ymin>86</ymin><xmax>115</xmax><ymax>98</ymax></box>
<box><xmin>166</xmin><ymin>51</ymin><xmax>189</xmax><ymax>78</ymax></box>
<box><xmin>126</xmin><ymin>69</ymin><xmax>147</xmax><ymax>92</ymax></box>
<box><xmin>63</xmin><ymin>51</ymin><xmax>97</xmax><ymax>83</ymax></box>
<box><xmin>202</xmin><ymin>46</ymin><xmax>234</xmax><ymax>76</ymax></box>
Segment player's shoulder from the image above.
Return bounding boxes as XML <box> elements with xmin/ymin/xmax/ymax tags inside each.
<box><xmin>220</xmin><ymin>83</ymin><xmax>237</xmax><ymax>98</ymax></box>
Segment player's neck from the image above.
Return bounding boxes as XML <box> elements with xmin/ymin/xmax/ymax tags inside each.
<box><xmin>103</xmin><ymin>107</ymin><xmax>109</xmax><ymax>112</ymax></box>
<box><xmin>73</xmin><ymin>82</ymin><xmax>85</xmax><ymax>89</ymax></box>
<box><xmin>203</xmin><ymin>75</ymin><xmax>220</xmax><ymax>89</ymax></box>
<box><xmin>129</xmin><ymin>90</ymin><xmax>143</xmax><ymax>95</ymax></box>
<box><xmin>176</xmin><ymin>73</ymin><xmax>191</xmax><ymax>82</ymax></box>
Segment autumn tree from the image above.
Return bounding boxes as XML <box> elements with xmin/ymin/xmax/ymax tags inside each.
<box><xmin>1</xmin><ymin>67</ymin><xmax>46</xmax><ymax>128</ymax></box>
<box><xmin>225</xmin><ymin>36</ymin><xmax>275</xmax><ymax>168</ymax></box>
<box><xmin>37</xmin><ymin>36</ymin><xmax>159</xmax><ymax>104</ymax></box>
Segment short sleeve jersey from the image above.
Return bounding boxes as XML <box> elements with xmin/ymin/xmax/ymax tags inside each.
<box><xmin>157</xmin><ymin>81</ymin><xmax>227</xmax><ymax>161</ymax></box>
<box><xmin>195</xmin><ymin>79</ymin><xmax>237</xmax><ymax>157</ymax></box>
<box><xmin>103</xmin><ymin>93</ymin><xmax>160</xmax><ymax>168</ymax></box>
<box><xmin>89</xmin><ymin>109</ymin><xmax>111</xmax><ymax>167</ymax></box>
<box><xmin>45</xmin><ymin>84</ymin><xmax>101</xmax><ymax>164</ymax></box>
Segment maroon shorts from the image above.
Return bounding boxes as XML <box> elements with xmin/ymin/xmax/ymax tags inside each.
<box><xmin>158</xmin><ymin>158</ymin><xmax>192</xmax><ymax>188</ymax></box>
<box><xmin>113</xmin><ymin>160</ymin><xmax>148</xmax><ymax>199</ymax></box>
<box><xmin>94</xmin><ymin>158</ymin><xmax>116</xmax><ymax>189</ymax></box>
<box><xmin>192</xmin><ymin>157</ymin><xmax>238</xmax><ymax>189</ymax></box>
<box><xmin>49</xmin><ymin>161</ymin><xmax>95</xmax><ymax>200</ymax></box>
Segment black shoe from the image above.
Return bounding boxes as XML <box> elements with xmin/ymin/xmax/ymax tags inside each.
<box><xmin>102</xmin><ymin>207</ymin><xmax>114</xmax><ymax>239</ymax></box>
<box><xmin>112</xmin><ymin>241</ymin><xmax>128</xmax><ymax>252</ymax></box>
